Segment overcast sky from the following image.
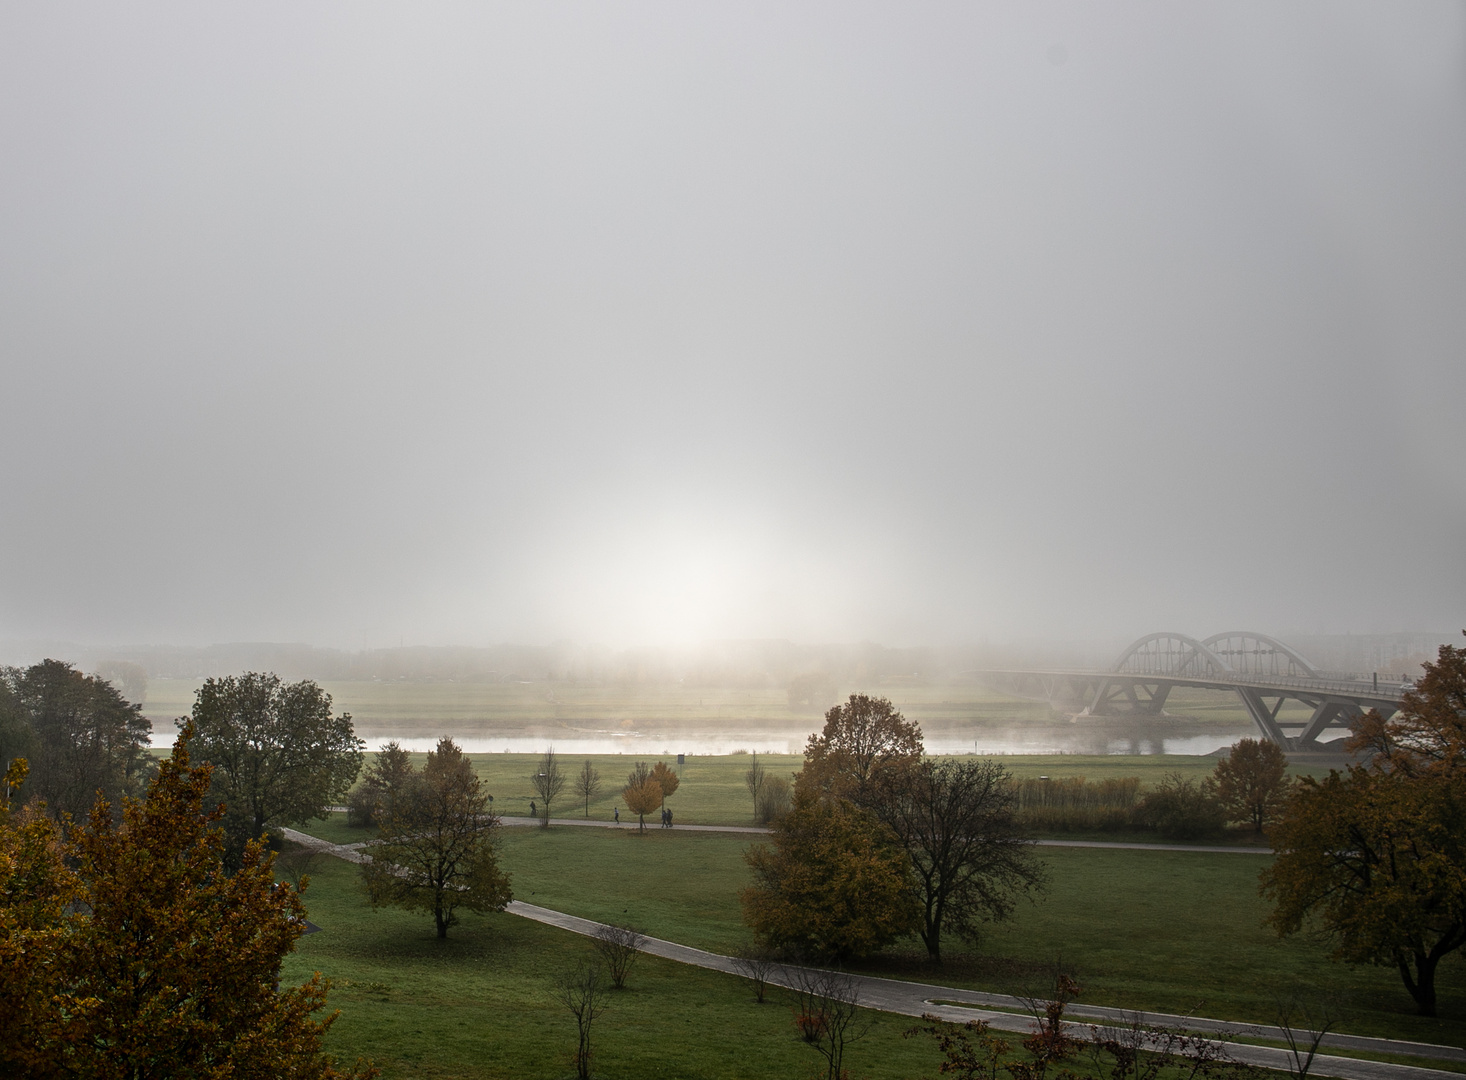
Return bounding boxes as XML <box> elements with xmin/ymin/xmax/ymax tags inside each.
<box><xmin>1</xmin><ymin>3</ymin><xmax>1462</xmax><ymax>653</ymax></box>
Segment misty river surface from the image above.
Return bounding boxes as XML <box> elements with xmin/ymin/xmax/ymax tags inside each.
<box><xmin>361</xmin><ymin>730</ymin><xmax>1291</xmax><ymax>758</ymax></box>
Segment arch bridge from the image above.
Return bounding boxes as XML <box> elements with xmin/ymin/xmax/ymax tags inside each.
<box><xmin>976</xmin><ymin>631</ymin><xmax>1409</xmax><ymax>750</ymax></box>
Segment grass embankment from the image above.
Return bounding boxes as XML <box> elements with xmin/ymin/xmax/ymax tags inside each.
<box><xmin>284</xmin><ymin>857</ymin><xmax>940</xmax><ymax>1080</ymax></box>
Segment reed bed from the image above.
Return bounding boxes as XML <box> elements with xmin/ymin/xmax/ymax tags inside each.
<box><xmin>1013</xmin><ymin>775</ymin><xmax>1141</xmax><ymax>831</ymax></box>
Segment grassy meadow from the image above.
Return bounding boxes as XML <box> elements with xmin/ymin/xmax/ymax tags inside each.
<box><xmin>292</xmin><ymin>818</ymin><xmax>1466</xmax><ymax>1060</ymax></box>
<box><xmin>283</xmin><ymin>856</ymin><xmax>943</xmax><ymax>1080</ymax></box>
<box><xmin>294</xmin><ymin>751</ymin><xmax>1244</xmax><ymax>833</ymax></box>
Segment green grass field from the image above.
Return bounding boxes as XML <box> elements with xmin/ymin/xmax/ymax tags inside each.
<box><xmin>284</xmin><ymin>857</ymin><xmax>943</xmax><ymax>1080</ymax></box>
<box><xmin>290</xmin><ymin>820</ymin><xmax>1466</xmax><ymax>1057</ymax></box>
<box><xmin>324</xmin><ymin>749</ymin><xmax>1304</xmax><ymax>830</ymax></box>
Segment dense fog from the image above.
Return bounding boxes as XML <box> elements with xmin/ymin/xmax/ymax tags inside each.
<box><xmin>3</xmin><ymin>4</ymin><xmax>1462</xmax><ymax>654</ymax></box>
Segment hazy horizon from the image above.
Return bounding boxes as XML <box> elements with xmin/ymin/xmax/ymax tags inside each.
<box><xmin>3</xmin><ymin>4</ymin><xmax>1462</xmax><ymax>653</ymax></box>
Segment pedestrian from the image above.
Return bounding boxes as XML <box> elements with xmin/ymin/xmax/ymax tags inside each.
<box><xmin>529</xmin><ymin>800</ymin><xmax>536</xmax><ymax>818</ymax></box>
<box><xmin>666</xmin><ymin>808</ymin><xmax>673</xmax><ymax>828</ymax></box>
<box><xmin>614</xmin><ymin>806</ymin><xmax>619</xmax><ymax>824</ymax></box>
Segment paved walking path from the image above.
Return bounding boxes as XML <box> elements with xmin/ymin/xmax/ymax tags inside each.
<box><xmin>282</xmin><ymin>827</ymin><xmax>1458</xmax><ymax>1079</ymax></box>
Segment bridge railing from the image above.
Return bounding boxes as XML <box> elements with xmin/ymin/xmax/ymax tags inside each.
<box><xmin>1158</xmin><ymin>669</ymin><xmax>1408</xmax><ymax>702</ymax></box>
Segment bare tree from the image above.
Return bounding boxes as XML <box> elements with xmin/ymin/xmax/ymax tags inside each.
<box><xmin>873</xmin><ymin>756</ymin><xmax>1046</xmax><ymax>962</ymax></box>
<box><xmin>730</xmin><ymin>943</ymin><xmax>778</xmax><ymax>1003</ymax></box>
<box><xmin>530</xmin><ymin>747</ymin><xmax>565</xmax><ymax>825</ymax></box>
<box><xmin>790</xmin><ymin>966</ymin><xmax>870</xmax><ymax>1080</ymax></box>
<box><xmin>574</xmin><ymin>759</ymin><xmax>600</xmax><ymax>818</ymax></box>
<box><xmin>1274</xmin><ymin>992</ymin><xmax>1338</xmax><ymax>1080</ymax></box>
<box><xmin>555</xmin><ymin>961</ymin><xmax>610</xmax><ymax>1080</ymax></box>
<box><xmin>274</xmin><ymin>839</ymin><xmax>323</xmax><ymax>889</ymax></box>
<box><xmin>592</xmin><ymin>923</ymin><xmax>646</xmax><ymax>989</ymax></box>
<box><xmin>744</xmin><ymin>752</ymin><xmax>766</xmax><ymax>821</ymax></box>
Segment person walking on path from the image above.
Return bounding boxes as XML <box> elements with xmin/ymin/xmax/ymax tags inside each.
<box><xmin>529</xmin><ymin>801</ymin><xmax>536</xmax><ymax>818</ymax></box>
<box><xmin>614</xmin><ymin>806</ymin><xmax>619</xmax><ymax>824</ymax></box>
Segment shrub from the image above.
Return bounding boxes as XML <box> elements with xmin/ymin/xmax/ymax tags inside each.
<box><xmin>755</xmin><ymin>774</ymin><xmax>791</xmax><ymax>824</ymax></box>
<box><xmin>1134</xmin><ymin>773</ymin><xmax>1225</xmax><ymax>840</ymax></box>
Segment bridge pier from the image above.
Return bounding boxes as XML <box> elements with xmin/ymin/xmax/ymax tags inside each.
<box><xmin>1235</xmin><ymin>687</ymin><xmax>1292</xmax><ymax>747</ymax></box>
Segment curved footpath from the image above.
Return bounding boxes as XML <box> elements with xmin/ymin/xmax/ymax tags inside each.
<box><xmin>282</xmin><ymin>827</ymin><xmax>1461</xmax><ymax>1080</ymax></box>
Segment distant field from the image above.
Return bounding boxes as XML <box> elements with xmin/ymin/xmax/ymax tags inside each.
<box><xmin>309</xmin><ymin>751</ymin><xmax>1247</xmax><ymax>831</ymax></box>
<box><xmin>142</xmin><ymin>678</ymin><xmax>1283</xmax><ymax>758</ymax></box>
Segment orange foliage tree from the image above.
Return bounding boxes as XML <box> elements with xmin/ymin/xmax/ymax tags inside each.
<box><xmin>650</xmin><ymin>760</ymin><xmax>679</xmax><ymax>808</ymax></box>
<box><xmin>622</xmin><ymin>762</ymin><xmax>663</xmax><ymax>833</ymax></box>
<box><xmin>0</xmin><ymin>725</ymin><xmax>375</xmax><ymax>1078</ymax></box>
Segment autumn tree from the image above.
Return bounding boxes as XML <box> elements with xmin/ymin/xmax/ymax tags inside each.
<box><xmin>362</xmin><ymin>737</ymin><xmax>512</xmax><ymax>938</ymax></box>
<box><xmin>531</xmin><ymin>747</ymin><xmax>566</xmax><ymax>824</ymax></box>
<box><xmin>799</xmin><ymin>693</ymin><xmax>923</xmax><ymax>802</ymax></box>
<box><xmin>622</xmin><ymin>762</ymin><xmax>662</xmax><ymax>833</ymax></box>
<box><xmin>0</xmin><ymin>759</ymin><xmax>70</xmax><ymax>1079</ymax></box>
<box><xmin>575</xmin><ymin>759</ymin><xmax>601</xmax><ymax>817</ymax></box>
<box><xmin>741</xmin><ymin>787</ymin><xmax>919</xmax><ymax>962</ymax></box>
<box><xmin>1262</xmin><ymin>638</ymin><xmax>1466</xmax><ymax>1016</ymax></box>
<box><xmin>650</xmin><ymin>760</ymin><xmax>679</xmax><ymax>809</ymax></box>
<box><xmin>873</xmin><ymin>757</ymin><xmax>1045</xmax><ymax>962</ymax></box>
<box><xmin>1212</xmin><ymin>738</ymin><xmax>1292</xmax><ymax>833</ymax></box>
<box><xmin>190</xmin><ymin>673</ymin><xmax>363</xmax><ymax>861</ymax></box>
<box><xmin>0</xmin><ymin>727</ymin><xmax>375</xmax><ymax>1079</ymax></box>
<box><xmin>3</xmin><ymin>659</ymin><xmax>152</xmax><ymax>819</ymax></box>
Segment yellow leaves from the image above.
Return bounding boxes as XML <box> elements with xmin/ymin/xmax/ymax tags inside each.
<box><xmin>649</xmin><ymin>760</ymin><xmax>680</xmax><ymax>800</ymax></box>
<box><xmin>622</xmin><ymin>778</ymin><xmax>663</xmax><ymax>827</ymax></box>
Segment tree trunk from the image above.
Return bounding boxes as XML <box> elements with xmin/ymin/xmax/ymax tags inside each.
<box><xmin>435</xmin><ymin>898</ymin><xmax>448</xmax><ymax>939</ymax></box>
<box><xmin>1400</xmin><ymin>951</ymin><xmax>1438</xmax><ymax>1016</ymax></box>
<box><xmin>923</xmin><ymin>897</ymin><xmax>943</xmax><ymax>962</ymax></box>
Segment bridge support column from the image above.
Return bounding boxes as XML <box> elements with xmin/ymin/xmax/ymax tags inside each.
<box><xmin>1236</xmin><ymin>687</ymin><xmax>1291</xmax><ymax>749</ymax></box>
<box><xmin>1297</xmin><ymin>700</ymin><xmax>1395</xmax><ymax>746</ymax></box>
